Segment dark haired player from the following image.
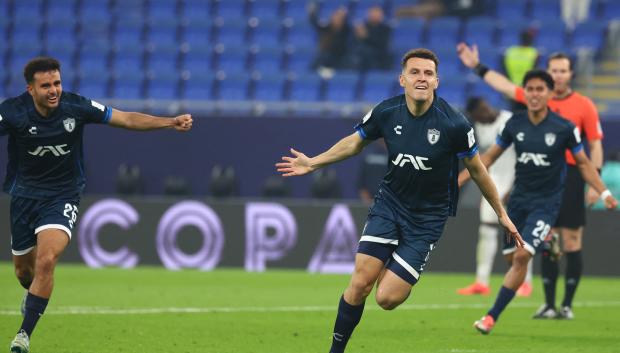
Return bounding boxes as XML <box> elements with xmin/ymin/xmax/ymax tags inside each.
<box><xmin>459</xmin><ymin>69</ymin><xmax>617</xmax><ymax>335</ymax></box>
<box><xmin>0</xmin><ymin>57</ymin><xmax>193</xmax><ymax>353</ymax></box>
<box><xmin>276</xmin><ymin>48</ymin><xmax>524</xmax><ymax>353</ymax></box>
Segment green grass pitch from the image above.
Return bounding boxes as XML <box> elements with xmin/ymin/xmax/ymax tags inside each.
<box><xmin>1</xmin><ymin>263</ymin><xmax>619</xmax><ymax>353</ymax></box>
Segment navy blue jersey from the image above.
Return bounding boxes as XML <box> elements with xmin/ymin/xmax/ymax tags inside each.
<box><xmin>0</xmin><ymin>91</ymin><xmax>112</xmax><ymax>199</ymax></box>
<box><xmin>355</xmin><ymin>94</ymin><xmax>478</xmax><ymax>216</ymax></box>
<box><xmin>497</xmin><ymin>110</ymin><xmax>583</xmax><ymax>206</ymax></box>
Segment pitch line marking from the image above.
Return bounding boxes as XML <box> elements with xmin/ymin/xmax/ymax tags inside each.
<box><xmin>1</xmin><ymin>301</ymin><xmax>620</xmax><ymax>316</ymax></box>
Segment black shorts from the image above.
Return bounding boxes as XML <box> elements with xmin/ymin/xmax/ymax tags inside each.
<box><xmin>554</xmin><ymin>165</ymin><xmax>585</xmax><ymax>229</ymax></box>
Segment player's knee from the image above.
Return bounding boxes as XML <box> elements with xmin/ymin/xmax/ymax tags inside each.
<box><xmin>349</xmin><ymin>276</ymin><xmax>374</xmax><ymax>298</ymax></box>
<box><xmin>35</xmin><ymin>253</ymin><xmax>59</xmax><ymax>274</ymax></box>
<box><xmin>14</xmin><ymin>267</ymin><xmax>34</xmax><ymax>289</ymax></box>
<box><xmin>375</xmin><ymin>294</ymin><xmax>405</xmax><ymax>311</ymax></box>
<box><xmin>512</xmin><ymin>250</ymin><xmax>531</xmax><ymax>267</ymax></box>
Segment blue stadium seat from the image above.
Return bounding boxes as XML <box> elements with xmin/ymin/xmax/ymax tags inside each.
<box><xmin>181</xmin><ymin>21</ymin><xmax>213</xmax><ymax>49</ymax></box>
<box><xmin>571</xmin><ymin>21</ymin><xmax>608</xmax><ymax>50</ymax></box>
<box><xmin>284</xmin><ymin>46</ymin><xmax>314</xmax><ymax>72</ymax></box>
<box><xmin>535</xmin><ymin>20</ymin><xmax>568</xmax><ymax>53</ymax></box>
<box><xmin>497</xmin><ymin>19</ymin><xmax>532</xmax><ymax>49</ymax></box>
<box><xmin>213</xmin><ymin>18</ymin><xmax>249</xmax><ymax>47</ymax></box>
<box><xmin>44</xmin><ymin>41</ymin><xmax>75</xmax><ymax>68</ymax></box>
<box><xmin>324</xmin><ymin>71</ymin><xmax>360</xmax><ymax>102</ymax></box>
<box><xmin>252</xmin><ymin>73</ymin><xmax>287</xmax><ymax>101</ymax></box>
<box><xmin>214</xmin><ymin>0</ymin><xmax>249</xmax><ymax>19</ymax></box>
<box><xmin>79</xmin><ymin>1</ymin><xmax>110</xmax><ymax>23</ymax></box>
<box><xmin>78</xmin><ymin>37</ymin><xmax>111</xmax><ymax>64</ymax></box>
<box><xmin>283</xmin><ymin>0</ymin><xmax>311</xmax><ymax>20</ymax></box>
<box><xmin>180</xmin><ymin>0</ymin><xmax>213</xmax><ymax>21</ymax></box>
<box><xmin>182</xmin><ymin>72</ymin><xmax>215</xmax><ymax>100</ymax></box>
<box><xmin>437</xmin><ymin>78</ymin><xmax>467</xmax><ymax>109</ymax></box>
<box><xmin>146</xmin><ymin>45</ymin><xmax>180</xmax><ymax>76</ymax></box>
<box><xmin>214</xmin><ymin>45</ymin><xmax>249</xmax><ymax>73</ymax></box>
<box><xmin>145</xmin><ymin>23</ymin><xmax>179</xmax><ymax>47</ymax></box>
<box><xmin>5</xmin><ymin>72</ymin><xmax>28</xmax><ymax>97</ymax></box>
<box><xmin>111</xmin><ymin>71</ymin><xmax>144</xmax><ymax>99</ymax></box>
<box><xmin>13</xmin><ymin>0</ymin><xmax>44</xmax><ymax>22</ymax></box>
<box><xmin>529</xmin><ymin>0</ymin><xmax>560</xmax><ymax>21</ymax></box>
<box><xmin>248</xmin><ymin>0</ymin><xmax>282</xmax><ymax>21</ymax></box>
<box><xmin>392</xmin><ymin>19</ymin><xmax>424</xmax><ymax>51</ymax></box>
<box><xmin>147</xmin><ymin>0</ymin><xmax>180</xmax><ymax>24</ymax></box>
<box><xmin>599</xmin><ymin>0</ymin><xmax>620</xmax><ymax>21</ymax></box>
<box><xmin>46</xmin><ymin>0</ymin><xmax>78</xmax><ymax>21</ymax></box>
<box><xmin>75</xmin><ymin>70</ymin><xmax>109</xmax><ymax>99</ymax></box>
<box><xmin>496</xmin><ymin>0</ymin><xmax>527</xmax><ymax>19</ymax></box>
<box><xmin>216</xmin><ymin>73</ymin><xmax>251</xmax><ymax>100</ymax></box>
<box><xmin>427</xmin><ymin>17</ymin><xmax>462</xmax><ymax>46</ymax></box>
<box><xmin>464</xmin><ymin>17</ymin><xmax>497</xmax><ymax>50</ymax></box>
<box><xmin>112</xmin><ymin>51</ymin><xmax>145</xmax><ymax>78</ymax></box>
<box><xmin>249</xmin><ymin>19</ymin><xmax>283</xmax><ymax>47</ymax></box>
<box><xmin>113</xmin><ymin>16</ymin><xmax>145</xmax><ymax>51</ymax></box>
<box><xmin>288</xmin><ymin>73</ymin><xmax>323</xmax><ymax>101</ymax></box>
<box><xmin>283</xmin><ymin>20</ymin><xmax>316</xmax><ymax>46</ymax></box>
<box><xmin>467</xmin><ymin>81</ymin><xmax>507</xmax><ymax>110</ymax></box>
<box><xmin>251</xmin><ymin>46</ymin><xmax>284</xmax><ymax>74</ymax></box>
<box><xmin>146</xmin><ymin>72</ymin><xmax>180</xmax><ymax>100</ymax></box>
<box><xmin>181</xmin><ymin>46</ymin><xmax>214</xmax><ymax>76</ymax></box>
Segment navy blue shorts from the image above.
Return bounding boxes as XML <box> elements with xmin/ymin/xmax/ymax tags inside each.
<box><xmin>357</xmin><ymin>188</ymin><xmax>447</xmax><ymax>285</ymax></box>
<box><xmin>10</xmin><ymin>196</ymin><xmax>80</xmax><ymax>256</ymax></box>
<box><xmin>503</xmin><ymin>199</ymin><xmax>561</xmax><ymax>256</ymax></box>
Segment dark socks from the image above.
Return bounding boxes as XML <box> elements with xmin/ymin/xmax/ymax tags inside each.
<box><xmin>541</xmin><ymin>250</ymin><xmax>559</xmax><ymax>308</ymax></box>
<box><xmin>19</xmin><ymin>292</ymin><xmax>49</xmax><ymax>337</ymax></box>
<box><xmin>329</xmin><ymin>295</ymin><xmax>365</xmax><ymax>353</ymax></box>
<box><xmin>487</xmin><ymin>286</ymin><xmax>516</xmax><ymax>321</ymax></box>
<box><xmin>562</xmin><ymin>251</ymin><xmax>583</xmax><ymax>308</ymax></box>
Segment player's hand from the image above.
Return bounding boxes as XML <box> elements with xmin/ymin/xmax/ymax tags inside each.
<box><xmin>585</xmin><ymin>187</ymin><xmax>599</xmax><ymax>207</ymax></box>
<box><xmin>603</xmin><ymin>194</ymin><xmax>618</xmax><ymax>210</ymax></box>
<box><xmin>276</xmin><ymin>148</ymin><xmax>314</xmax><ymax>177</ymax></box>
<box><xmin>499</xmin><ymin>213</ymin><xmax>525</xmax><ymax>248</ymax></box>
<box><xmin>456</xmin><ymin>42</ymin><xmax>480</xmax><ymax>69</ymax></box>
<box><xmin>173</xmin><ymin>114</ymin><xmax>193</xmax><ymax>132</ymax></box>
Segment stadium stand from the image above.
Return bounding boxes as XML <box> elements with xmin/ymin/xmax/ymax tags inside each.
<box><xmin>0</xmin><ymin>0</ymin><xmax>616</xmax><ymax>116</ymax></box>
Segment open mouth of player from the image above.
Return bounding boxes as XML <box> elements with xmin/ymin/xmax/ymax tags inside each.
<box><xmin>48</xmin><ymin>96</ymin><xmax>58</xmax><ymax>104</ymax></box>
<box><xmin>414</xmin><ymin>85</ymin><xmax>428</xmax><ymax>91</ymax></box>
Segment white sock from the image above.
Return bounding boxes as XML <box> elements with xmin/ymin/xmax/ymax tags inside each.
<box><xmin>525</xmin><ymin>256</ymin><xmax>533</xmax><ymax>284</ymax></box>
<box><xmin>475</xmin><ymin>224</ymin><xmax>498</xmax><ymax>286</ymax></box>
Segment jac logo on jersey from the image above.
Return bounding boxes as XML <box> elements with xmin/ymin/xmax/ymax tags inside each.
<box><xmin>517</xmin><ymin>152</ymin><xmax>550</xmax><ymax>166</ymax></box>
<box><xmin>28</xmin><ymin>144</ymin><xmax>71</xmax><ymax>157</ymax></box>
<box><xmin>391</xmin><ymin>154</ymin><xmax>432</xmax><ymax>170</ymax></box>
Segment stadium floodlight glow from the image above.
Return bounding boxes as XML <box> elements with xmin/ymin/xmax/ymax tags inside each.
<box><xmin>307</xmin><ymin>204</ymin><xmax>358</xmax><ymax>274</ymax></box>
<box><xmin>77</xmin><ymin>198</ymin><xmax>140</xmax><ymax>268</ymax></box>
<box><xmin>245</xmin><ymin>202</ymin><xmax>297</xmax><ymax>272</ymax></box>
<box><xmin>156</xmin><ymin>201</ymin><xmax>224</xmax><ymax>270</ymax></box>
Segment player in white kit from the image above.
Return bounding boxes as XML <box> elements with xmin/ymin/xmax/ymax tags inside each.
<box><xmin>457</xmin><ymin>98</ymin><xmax>533</xmax><ymax>297</ymax></box>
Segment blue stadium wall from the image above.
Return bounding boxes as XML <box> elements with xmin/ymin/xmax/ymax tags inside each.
<box><xmin>1</xmin><ymin>115</ymin><xmax>620</xmax><ymax>198</ymax></box>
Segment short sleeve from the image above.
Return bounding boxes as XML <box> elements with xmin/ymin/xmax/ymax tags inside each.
<box><xmin>566</xmin><ymin>124</ymin><xmax>584</xmax><ymax>155</ymax></box>
<box><xmin>454</xmin><ymin>116</ymin><xmax>479</xmax><ymax>159</ymax></box>
<box><xmin>73</xmin><ymin>94</ymin><xmax>112</xmax><ymax>124</ymax></box>
<box><xmin>496</xmin><ymin>119</ymin><xmax>513</xmax><ymax>149</ymax></box>
<box><xmin>514</xmin><ymin>86</ymin><xmax>526</xmax><ymax>104</ymax></box>
<box><xmin>581</xmin><ymin>97</ymin><xmax>603</xmax><ymax>141</ymax></box>
<box><xmin>354</xmin><ymin>107</ymin><xmax>383</xmax><ymax>141</ymax></box>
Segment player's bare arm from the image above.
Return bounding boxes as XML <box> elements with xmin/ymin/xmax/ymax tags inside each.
<box><xmin>585</xmin><ymin>139</ymin><xmax>604</xmax><ymax>204</ymax></box>
<box><xmin>458</xmin><ymin>143</ymin><xmax>504</xmax><ymax>187</ymax></box>
<box><xmin>456</xmin><ymin>42</ymin><xmax>518</xmax><ymax>99</ymax></box>
<box><xmin>109</xmin><ymin>109</ymin><xmax>193</xmax><ymax>132</ymax></box>
<box><xmin>463</xmin><ymin>153</ymin><xmax>524</xmax><ymax>248</ymax></box>
<box><xmin>276</xmin><ymin>132</ymin><xmax>371</xmax><ymax>177</ymax></box>
<box><xmin>573</xmin><ymin>149</ymin><xmax>618</xmax><ymax>209</ymax></box>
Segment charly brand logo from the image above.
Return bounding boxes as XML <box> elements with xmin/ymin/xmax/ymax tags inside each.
<box><xmin>394</xmin><ymin>125</ymin><xmax>402</xmax><ymax>135</ymax></box>
<box><xmin>63</xmin><ymin>117</ymin><xmax>76</xmax><ymax>132</ymax></box>
<box><xmin>391</xmin><ymin>153</ymin><xmax>432</xmax><ymax>170</ymax></box>
<box><xmin>517</xmin><ymin>152</ymin><xmax>550</xmax><ymax>166</ymax></box>
<box><xmin>516</xmin><ymin>132</ymin><xmax>525</xmax><ymax>141</ymax></box>
<box><xmin>28</xmin><ymin>144</ymin><xmax>71</xmax><ymax>157</ymax></box>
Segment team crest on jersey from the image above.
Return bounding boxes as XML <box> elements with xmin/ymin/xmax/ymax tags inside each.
<box><xmin>427</xmin><ymin>128</ymin><xmax>440</xmax><ymax>145</ymax></box>
<box><xmin>63</xmin><ymin>118</ymin><xmax>76</xmax><ymax>133</ymax></box>
<box><xmin>545</xmin><ymin>133</ymin><xmax>556</xmax><ymax>146</ymax></box>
